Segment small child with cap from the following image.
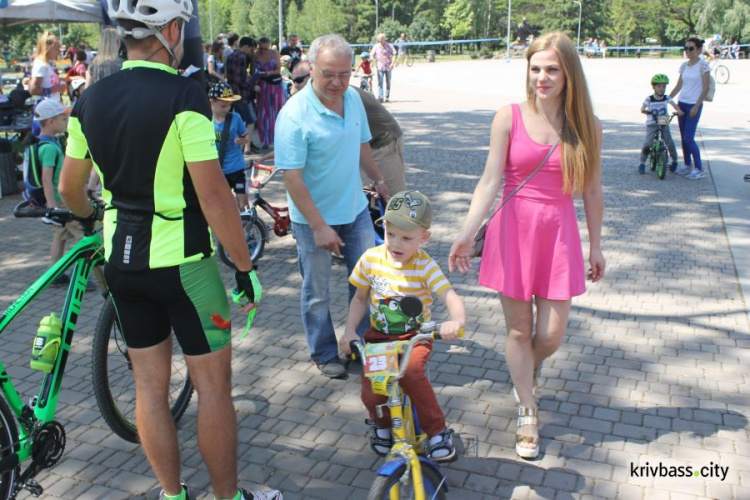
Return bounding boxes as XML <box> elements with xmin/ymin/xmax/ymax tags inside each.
<box><xmin>339</xmin><ymin>190</ymin><xmax>467</xmax><ymax>462</ymax></box>
<box><xmin>209</xmin><ymin>82</ymin><xmax>249</xmax><ymax>209</ymax></box>
<box><xmin>35</xmin><ymin>99</ymin><xmax>81</xmax><ymax>286</ymax></box>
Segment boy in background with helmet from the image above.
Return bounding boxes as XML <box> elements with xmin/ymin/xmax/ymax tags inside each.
<box><xmin>638</xmin><ymin>74</ymin><xmax>683</xmax><ymax>175</ymax></box>
<box><xmin>57</xmin><ymin>0</ymin><xmax>279</xmax><ymax>499</ymax></box>
<box><xmin>338</xmin><ymin>190</ymin><xmax>466</xmax><ymax>463</ymax></box>
<box><xmin>209</xmin><ymin>82</ymin><xmax>249</xmax><ymax>209</ymax></box>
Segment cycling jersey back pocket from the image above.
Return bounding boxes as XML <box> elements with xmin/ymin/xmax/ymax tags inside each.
<box><xmin>109</xmin><ymin>211</ymin><xmax>154</xmax><ymax>271</ymax></box>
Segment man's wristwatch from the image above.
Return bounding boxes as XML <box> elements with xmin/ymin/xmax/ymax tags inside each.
<box><xmin>372</xmin><ymin>179</ymin><xmax>385</xmax><ymax>187</ymax></box>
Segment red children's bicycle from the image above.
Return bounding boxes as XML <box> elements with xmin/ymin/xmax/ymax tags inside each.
<box><xmin>217</xmin><ymin>163</ymin><xmax>291</xmax><ymax>268</ymax></box>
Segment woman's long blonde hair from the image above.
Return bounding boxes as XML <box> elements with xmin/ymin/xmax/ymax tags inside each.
<box><xmin>526</xmin><ymin>31</ymin><xmax>600</xmax><ymax>194</ymax></box>
<box><xmin>34</xmin><ymin>31</ymin><xmax>59</xmax><ymax>63</ymax></box>
<box><xmin>92</xmin><ymin>27</ymin><xmax>120</xmax><ymax>66</ymax></box>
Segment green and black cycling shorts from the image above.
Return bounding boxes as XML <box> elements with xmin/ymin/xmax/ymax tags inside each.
<box><xmin>104</xmin><ymin>257</ymin><xmax>232</xmax><ymax>355</ymax></box>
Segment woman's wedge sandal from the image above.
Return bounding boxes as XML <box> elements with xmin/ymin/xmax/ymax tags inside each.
<box><xmin>512</xmin><ymin>362</ymin><xmax>544</xmax><ymax>404</ymax></box>
<box><xmin>515</xmin><ymin>406</ymin><xmax>540</xmax><ymax>459</ymax></box>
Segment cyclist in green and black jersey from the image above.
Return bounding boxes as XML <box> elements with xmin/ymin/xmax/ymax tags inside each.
<box><xmin>58</xmin><ymin>0</ymin><xmax>281</xmax><ymax>499</ymax></box>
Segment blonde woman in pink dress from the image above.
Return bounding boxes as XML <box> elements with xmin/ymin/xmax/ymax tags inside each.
<box><xmin>449</xmin><ymin>31</ymin><xmax>605</xmax><ymax>460</ymax></box>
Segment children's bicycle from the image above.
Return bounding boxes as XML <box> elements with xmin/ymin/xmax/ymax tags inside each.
<box><xmin>0</xmin><ymin>201</ymin><xmax>193</xmax><ymax>498</ymax></box>
<box><xmin>349</xmin><ymin>296</ymin><xmax>463</xmax><ymax>500</ymax></box>
<box><xmin>646</xmin><ymin>112</ymin><xmax>677</xmax><ymax>180</ymax></box>
<box><xmin>709</xmin><ymin>59</ymin><xmax>730</xmax><ymax>84</ymax></box>
<box><xmin>394</xmin><ymin>52</ymin><xmax>414</xmax><ymax>68</ymax></box>
<box><xmin>357</xmin><ymin>73</ymin><xmax>374</xmax><ymax>94</ymax></box>
<box><xmin>217</xmin><ymin>163</ymin><xmax>291</xmax><ymax>269</ymax></box>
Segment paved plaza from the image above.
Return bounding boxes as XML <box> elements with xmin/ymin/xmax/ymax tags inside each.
<box><xmin>0</xmin><ymin>57</ymin><xmax>748</xmax><ymax>499</ymax></box>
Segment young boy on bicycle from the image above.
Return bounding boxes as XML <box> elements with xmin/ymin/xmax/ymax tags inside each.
<box><xmin>355</xmin><ymin>52</ymin><xmax>373</xmax><ymax>90</ymax></box>
<box><xmin>339</xmin><ymin>190</ymin><xmax>466</xmax><ymax>462</ymax></box>
<box><xmin>209</xmin><ymin>82</ymin><xmax>249</xmax><ymax>209</ymax></box>
<box><xmin>638</xmin><ymin>74</ymin><xmax>683</xmax><ymax>175</ymax></box>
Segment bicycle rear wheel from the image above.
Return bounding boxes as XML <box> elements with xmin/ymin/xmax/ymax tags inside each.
<box><xmin>657</xmin><ymin>149</ymin><xmax>668</xmax><ymax>180</ymax></box>
<box><xmin>0</xmin><ymin>396</ymin><xmax>19</xmax><ymax>500</ymax></box>
<box><xmin>714</xmin><ymin>65</ymin><xmax>729</xmax><ymax>84</ymax></box>
<box><xmin>406</xmin><ymin>55</ymin><xmax>414</xmax><ymax>67</ymax></box>
<box><xmin>218</xmin><ymin>211</ymin><xmax>267</xmax><ymax>269</ymax></box>
<box><xmin>367</xmin><ymin>464</ymin><xmax>447</xmax><ymax>500</ymax></box>
<box><xmin>92</xmin><ymin>298</ymin><xmax>194</xmax><ymax>443</ymax></box>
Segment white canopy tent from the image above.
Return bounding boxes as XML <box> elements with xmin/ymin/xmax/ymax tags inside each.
<box><xmin>0</xmin><ymin>0</ymin><xmax>104</xmax><ymax>27</ymax></box>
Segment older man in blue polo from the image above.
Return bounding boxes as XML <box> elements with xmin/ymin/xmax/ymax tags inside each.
<box><xmin>275</xmin><ymin>34</ymin><xmax>389</xmax><ymax>378</ymax></box>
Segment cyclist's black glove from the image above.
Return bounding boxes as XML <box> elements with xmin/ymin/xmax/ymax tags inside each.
<box><xmin>234</xmin><ymin>269</ymin><xmax>262</xmax><ymax>304</ymax></box>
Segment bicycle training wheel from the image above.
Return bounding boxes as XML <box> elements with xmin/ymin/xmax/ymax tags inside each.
<box><xmin>367</xmin><ymin>464</ymin><xmax>447</xmax><ymax>500</ymax></box>
<box><xmin>217</xmin><ymin>212</ymin><xmax>267</xmax><ymax>269</ymax></box>
<box><xmin>657</xmin><ymin>150</ymin><xmax>668</xmax><ymax>180</ymax></box>
<box><xmin>92</xmin><ymin>298</ymin><xmax>194</xmax><ymax>443</ymax></box>
<box><xmin>406</xmin><ymin>55</ymin><xmax>414</xmax><ymax>67</ymax></box>
<box><xmin>714</xmin><ymin>65</ymin><xmax>729</xmax><ymax>84</ymax></box>
<box><xmin>0</xmin><ymin>396</ymin><xmax>19</xmax><ymax>500</ymax></box>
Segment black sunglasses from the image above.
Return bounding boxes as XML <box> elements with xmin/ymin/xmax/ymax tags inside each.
<box><xmin>293</xmin><ymin>74</ymin><xmax>310</xmax><ymax>84</ymax></box>
<box><xmin>684</xmin><ymin>46</ymin><xmax>695</xmax><ymax>51</ymax></box>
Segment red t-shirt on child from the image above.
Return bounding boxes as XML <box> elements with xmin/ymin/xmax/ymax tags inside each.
<box><xmin>358</xmin><ymin>60</ymin><xmax>372</xmax><ymax>75</ymax></box>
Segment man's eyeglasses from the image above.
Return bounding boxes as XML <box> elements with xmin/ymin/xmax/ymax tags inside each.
<box><xmin>684</xmin><ymin>46</ymin><xmax>696</xmax><ymax>52</ymax></box>
<box><xmin>292</xmin><ymin>74</ymin><xmax>310</xmax><ymax>84</ymax></box>
<box><xmin>319</xmin><ymin>71</ymin><xmax>352</xmax><ymax>80</ymax></box>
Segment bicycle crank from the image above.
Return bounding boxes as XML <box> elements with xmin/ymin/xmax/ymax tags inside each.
<box><xmin>16</xmin><ymin>420</ymin><xmax>66</xmax><ymax>495</ymax></box>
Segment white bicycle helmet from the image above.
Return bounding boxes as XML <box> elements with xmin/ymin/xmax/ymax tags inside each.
<box><xmin>107</xmin><ymin>0</ymin><xmax>192</xmax><ymax>27</ymax></box>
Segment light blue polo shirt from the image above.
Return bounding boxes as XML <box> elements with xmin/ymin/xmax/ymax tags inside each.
<box><xmin>274</xmin><ymin>83</ymin><xmax>371</xmax><ymax>225</ymax></box>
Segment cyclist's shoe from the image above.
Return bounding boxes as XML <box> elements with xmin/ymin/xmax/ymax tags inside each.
<box><xmin>367</xmin><ymin>419</ymin><xmax>393</xmax><ymax>456</ymax></box>
<box><xmin>51</xmin><ymin>274</ymin><xmax>70</xmax><ymax>287</ymax></box>
<box><xmin>239</xmin><ymin>488</ymin><xmax>283</xmax><ymax>500</ymax></box>
<box><xmin>686</xmin><ymin>168</ymin><xmax>706</xmax><ymax>180</ymax></box>
<box><xmin>427</xmin><ymin>428</ymin><xmax>457</xmax><ymax>463</ymax></box>
<box><xmin>317</xmin><ymin>358</ymin><xmax>346</xmax><ymax>378</ymax></box>
<box><xmin>675</xmin><ymin>164</ymin><xmax>691</xmax><ymax>175</ymax></box>
<box><xmin>638</xmin><ymin>163</ymin><xmax>645</xmax><ymax>174</ymax></box>
<box><xmin>669</xmin><ymin>161</ymin><xmax>678</xmax><ymax>172</ymax></box>
<box><xmin>157</xmin><ymin>482</ymin><xmax>191</xmax><ymax>500</ymax></box>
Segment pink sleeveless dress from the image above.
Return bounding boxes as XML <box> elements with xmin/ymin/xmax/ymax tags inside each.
<box><xmin>478</xmin><ymin>104</ymin><xmax>585</xmax><ymax>301</ymax></box>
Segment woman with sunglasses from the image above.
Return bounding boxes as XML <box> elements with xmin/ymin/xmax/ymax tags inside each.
<box><xmin>669</xmin><ymin>37</ymin><xmax>711</xmax><ymax>180</ymax></box>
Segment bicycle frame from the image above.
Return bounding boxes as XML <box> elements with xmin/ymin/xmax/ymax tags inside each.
<box><xmin>0</xmin><ymin>228</ymin><xmax>104</xmax><ymax>476</ymax></box>
<box><xmin>244</xmin><ymin>163</ymin><xmax>291</xmax><ymax>237</ymax></box>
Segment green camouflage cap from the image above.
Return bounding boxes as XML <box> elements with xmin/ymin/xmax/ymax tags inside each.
<box><xmin>376</xmin><ymin>190</ymin><xmax>432</xmax><ymax>231</ymax></box>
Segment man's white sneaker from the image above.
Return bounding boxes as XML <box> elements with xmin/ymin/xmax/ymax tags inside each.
<box><xmin>240</xmin><ymin>488</ymin><xmax>283</xmax><ymax>500</ymax></box>
<box><xmin>674</xmin><ymin>165</ymin><xmax>691</xmax><ymax>175</ymax></box>
<box><xmin>686</xmin><ymin>169</ymin><xmax>706</xmax><ymax>180</ymax></box>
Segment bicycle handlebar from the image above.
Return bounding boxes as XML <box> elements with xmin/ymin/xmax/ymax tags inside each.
<box><xmin>13</xmin><ymin>200</ymin><xmax>105</xmax><ymax>226</ymax></box>
<box><xmin>247</xmin><ymin>162</ymin><xmax>283</xmax><ymax>188</ymax></box>
<box><xmin>349</xmin><ymin>323</ymin><xmax>465</xmax><ymax>383</ymax></box>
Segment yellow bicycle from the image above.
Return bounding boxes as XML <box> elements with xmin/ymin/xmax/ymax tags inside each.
<box><xmin>350</xmin><ymin>297</ymin><xmax>463</xmax><ymax>500</ymax></box>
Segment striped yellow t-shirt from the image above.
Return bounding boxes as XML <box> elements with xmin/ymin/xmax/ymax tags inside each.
<box><xmin>350</xmin><ymin>245</ymin><xmax>452</xmax><ymax>334</ymax></box>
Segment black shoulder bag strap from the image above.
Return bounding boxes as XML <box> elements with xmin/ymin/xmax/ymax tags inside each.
<box><xmin>218</xmin><ymin>111</ymin><xmax>233</xmax><ymax>166</ymax></box>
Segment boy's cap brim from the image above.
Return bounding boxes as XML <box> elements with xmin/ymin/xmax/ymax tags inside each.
<box><xmin>375</xmin><ymin>212</ymin><xmax>427</xmax><ymax>231</ymax></box>
<box><xmin>215</xmin><ymin>95</ymin><xmax>241</xmax><ymax>102</ymax></box>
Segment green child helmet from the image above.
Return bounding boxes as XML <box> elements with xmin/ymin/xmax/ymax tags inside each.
<box><xmin>651</xmin><ymin>74</ymin><xmax>669</xmax><ymax>85</ymax></box>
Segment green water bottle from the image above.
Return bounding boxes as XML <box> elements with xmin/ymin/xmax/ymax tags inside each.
<box><xmin>30</xmin><ymin>313</ymin><xmax>62</xmax><ymax>373</ymax></box>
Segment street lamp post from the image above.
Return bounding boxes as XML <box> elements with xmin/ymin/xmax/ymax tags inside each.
<box><xmin>573</xmin><ymin>1</ymin><xmax>582</xmax><ymax>52</ymax></box>
<box><xmin>209</xmin><ymin>0</ymin><xmax>213</xmax><ymax>42</ymax></box>
<box><xmin>374</xmin><ymin>0</ymin><xmax>379</xmax><ymax>34</ymax></box>
<box><xmin>505</xmin><ymin>0</ymin><xmax>511</xmax><ymax>62</ymax></box>
<box><xmin>278</xmin><ymin>0</ymin><xmax>283</xmax><ymax>49</ymax></box>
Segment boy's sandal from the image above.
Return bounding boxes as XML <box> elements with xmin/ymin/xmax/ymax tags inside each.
<box><xmin>512</xmin><ymin>362</ymin><xmax>544</xmax><ymax>404</ymax></box>
<box><xmin>366</xmin><ymin>419</ymin><xmax>392</xmax><ymax>457</ymax></box>
<box><xmin>515</xmin><ymin>406</ymin><xmax>540</xmax><ymax>459</ymax></box>
<box><xmin>427</xmin><ymin>428</ymin><xmax>457</xmax><ymax>463</ymax></box>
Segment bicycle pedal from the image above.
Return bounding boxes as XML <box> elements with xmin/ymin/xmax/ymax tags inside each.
<box><xmin>23</xmin><ymin>479</ymin><xmax>43</xmax><ymax>496</ymax></box>
<box><xmin>456</xmin><ymin>433</ymin><xmax>479</xmax><ymax>458</ymax></box>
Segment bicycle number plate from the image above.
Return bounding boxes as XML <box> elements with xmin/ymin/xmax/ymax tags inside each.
<box><xmin>657</xmin><ymin>116</ymin><xmax>670</xmax><ymax>126</ymax></box>
<box><xmin>251</xmin><ymin>164</ymin><xmax>276</xmax><ymax>185</ymax></box>
<box><xmin>363</xmin><ymin>342</ymin><xmax>399</xmax><ymax>378</ymax></box>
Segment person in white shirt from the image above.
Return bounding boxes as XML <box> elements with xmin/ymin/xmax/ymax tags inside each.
<box><xmin>668</xmin><ymin>37</ymin><xmax>711</xmax><ymax>180</ymax></box>
<box><xmin>30</xmin><ymin>31</ymin><xmax>67</xmax><ymax>102</ymax></box>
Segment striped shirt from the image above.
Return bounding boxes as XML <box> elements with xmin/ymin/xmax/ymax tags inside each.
<box><xmin>350</xmin><ymin>245</ymin><xmax>452</xmax><ymax>334</ymax></box>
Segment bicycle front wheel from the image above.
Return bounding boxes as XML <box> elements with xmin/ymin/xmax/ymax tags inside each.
<box><xmin>657</xmin><ymin>149</ymin><xmax>668</xmax><ymax>180</ymax></box>
<box><xmin>367</xmin><ymin>464</ymin><xmax>447</xmax><ymax>500</ymax></box>
<box><xmin>714</xmin><ymin>64</ymin><xmax>729</xmax><ymax>84</ymax></box>
<box><xmin>92</xmin><ymin>299</ymin><xmax>194</xmax><ymax>443</ymax></box>
<box><xmin>0</xmin><ymin>396</ymin><xmax>19</xmax><ymax>500</ymax></box>
<box><xmin>218</xmin><ymin>211</ymin><xmax>267</xmax><ymax>269</ymax></box>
